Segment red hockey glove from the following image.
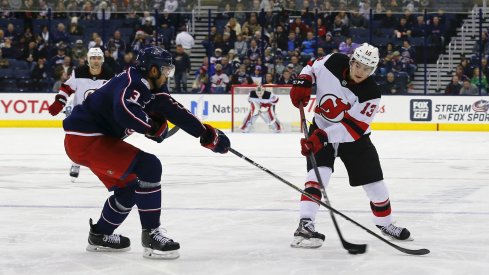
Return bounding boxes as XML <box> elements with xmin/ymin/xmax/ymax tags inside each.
<box><xmin>145</xmin><ymin>113</ymin><xmax>168</xmax><ymax>143</ymax></box>
<box><xmin>300</xmin><ymin>129</ymin><xmax>328</xmax><ymax>156</ymax></box>
<box><xmin>290</xmin><ymin>74</ymin><xmax>313</xmax><ymax>108</ymax></box>
<box><xmin>48</xmin><ymin>94</ymin><xmax>68</xmax><ymax>116</ymax></box>
<box><xmin>200</xmin><ymin>124</ymin><xmax>230</xmax><ymax>154</ymax></box>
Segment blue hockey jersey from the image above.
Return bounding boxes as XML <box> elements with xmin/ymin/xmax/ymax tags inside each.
<box><xmin>64</xmin><ymin>67</ymin><xmax>206</xmax><ymax>139</ymax></box>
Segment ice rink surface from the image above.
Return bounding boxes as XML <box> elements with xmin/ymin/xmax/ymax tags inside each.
<box><xmin>0</xmin><ymin>128</ymin><xmax>488</xmax><ymax>275</ymax></box>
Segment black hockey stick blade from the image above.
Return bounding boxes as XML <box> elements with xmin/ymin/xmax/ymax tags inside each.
<box><xmin>166</xmin><ymin>126</ymin><xmax>180</xmax><ymax>138</ymax></box>
<box><xmin>229</xmin><ymin>148</ymin><xmax>430</xmax><ymax>256</ymax></box>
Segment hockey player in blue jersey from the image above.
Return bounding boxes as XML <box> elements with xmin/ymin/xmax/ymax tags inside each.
<box><xmin>62</xmin><ymin>46</ymin><xmax>230</xmax><ymax>259</ymax></box>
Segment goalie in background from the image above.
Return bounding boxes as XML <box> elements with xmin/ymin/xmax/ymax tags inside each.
<box><xmin>240</xmin><ymin>85</ymin><xmax>282</xmax><ymax>133</ymax></box>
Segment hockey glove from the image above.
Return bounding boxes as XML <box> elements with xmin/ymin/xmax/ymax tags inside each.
<box><xmin>200</xmin><ymin>124</ymin><xmax>230</xmax><ymax>154</ymax></box>
<box><xmin>301</xmin><ymin>129</ymin><xmax>328</xmax><ymax>156</ymax></box>
<box><xmin>145</xmin><ymin>113</ymin><xmax>169</xmax><ymax>143</ymax></box>
<box><xmin>290</xmin><ymin>74</ymin><xmax>313</xmax><ymax>108</ymax></box>
<box><xmin>48</xmin><ymin>94</ymin><xmax>68</xmax><ymax>116</ymax></box>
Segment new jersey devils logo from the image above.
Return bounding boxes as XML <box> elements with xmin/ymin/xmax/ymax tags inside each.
<box><xmin>315</xmin><ymin>94</ymin><xmax>351</xmax><ymax>122</ymax></box>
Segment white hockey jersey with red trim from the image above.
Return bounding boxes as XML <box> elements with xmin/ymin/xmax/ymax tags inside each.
<box><xmin>300</xmin><ymin>53</ymin><xmax>381</xmax><ymax>143</ymax></box>
<box><xmin>248</xmin><ymin>89</ymin><xmax>279</xmax><ymax>108</ymax></box>
<box><xmin>60</xmin><ymin>65</ymin><xmax>114</xmax><ymax>106</ymax></box>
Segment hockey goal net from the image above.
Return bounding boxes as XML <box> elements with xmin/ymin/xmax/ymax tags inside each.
<box><xmin>231</xmin><ymin>84</ymin><xmax>301</xmax><ymax>132</ymax></box>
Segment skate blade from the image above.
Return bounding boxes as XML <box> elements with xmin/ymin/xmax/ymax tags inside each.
<box><xmin>290</xmin><ymin>236</ymin><xmax>324</xmax><ymax>249</ymax></box>
<box><xmin>143</xmin><ymin>247</ymin><xmax>180</xmax><ymax>259</ymax></box>
<box><xmin>86</xmin><ymin>244</ymin><xmax>131</xmax><ymax>252</ymax></box>
<box><xmin>70</xmin><ymin>177</ymin><xmax>76</xmax><ymax>183</ymax></box>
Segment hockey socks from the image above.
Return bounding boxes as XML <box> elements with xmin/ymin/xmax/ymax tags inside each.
<box><xmin>299</xmin><ymin>181</ymin><xmax>322</xmax><ymax>221</ymax></box>
<box><xmin>135</xmin><ymin>182</ymin><xmax>162</xmax><ymax>230</ymax></box>
<box><xmin>95</xmin><ymin>195</ymin><xmax>132</xmax><ymax>235</ymax></box>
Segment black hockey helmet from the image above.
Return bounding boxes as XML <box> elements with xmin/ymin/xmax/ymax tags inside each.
<box><xmin>135</xmin><ymin>46</ymin><xmax>175</xmax><ymax>77</ymax></box>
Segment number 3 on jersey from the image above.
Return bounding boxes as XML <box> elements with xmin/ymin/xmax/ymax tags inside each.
<box><xmin>128</xmin><ymin>90</ymin><xmax>141</xmax><ymax>103</ymax></box>
<box><xmin>360</xmin><ymin>102</ymin><xmax>377</xmax><ymax>117</ymax></box>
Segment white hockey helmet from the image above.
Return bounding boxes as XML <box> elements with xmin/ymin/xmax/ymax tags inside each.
<box><xmin>87</xmin><ymin>47</ymin><xmax>104</xmax><ymax>67</ymax></box>
<box><xmin>350</xmin><ymin>43</ymin><xmax>379</xmax><ymax>75</ymax></box>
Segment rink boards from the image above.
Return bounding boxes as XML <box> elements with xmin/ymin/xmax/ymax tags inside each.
<box><xmin>0</xmin><ymin>93</ymin><xmax>488</xmax><ymax>131</ymax></box>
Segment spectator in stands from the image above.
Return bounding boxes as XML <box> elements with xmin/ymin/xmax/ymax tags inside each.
<box><xmin>227</xmin><ymin>49</ymin><xmax>241</xmax><ymax>72</ymax></box>
<box><xmin>220</xmin><ymin>32</ymin><xmax>234</xmax><ymax>55</ymax></box>
<box><xmin>264</xmin><ymin>73</ymin><xmax>274</xmax><ymax>85</ymax></box>
<box><xmin>69</xmin><ymin>17</ymin><xmax>84</xmax><ymax>35</ymax></box>
<box><xmin>234</xmin><ymin>33</ymin><xmax>248</xmax><ymax>58</ymax></box>
<box><xmin>4</xmin><ymin>23</ymin><xmax>18</xmax><ymax>44</ymax></box>
<box><xmin>159</xmin><ymin>9</ymin><xmax>176</xmax><ymax>29</ymax></box>
<box><xmin>52</xmin><ymin>23</ymin><xmax>70</xmax><ymax>45</ymax></box>
<box><xmin>394</xmin><ymin>18</ymin><xmax>412</xmax><ymax>40</ymax></box>
<box><xmin>473</xmin><ymin>31</ymin><xmax>489</xmax><ymax>56</ymax></box>
<box><xmin>277</xmin><ymin>69</ymin><xmax>293</xmax><ymax>84</ymax></box>
<box><xmin>119</xmin><ymin>51</ymin><xmax>134</xmax><ymax>71</ymax></box>
<box><xmin>384</xmin><ymin>0</ymin><xmax>400</xmax><ymax>11</ymax></box>
<box><xmin>103</xmin><ymin>48</ymin><xmax>121</xmax><ymax>73</ymax></box>
<box><xmin>242</xmin><ymin>13</ymin><xmax>261</xmax><ymax>34</ymax></box>
<box><xmin>286</xmin><ymin>32</ymin><xmax>300</xmax><ymax>56</ymax></box>
<box><xmin>60</xmin><ymin>56</ymin><xmax>74</xmax><ymax>74</ymax></box>
<box><xmin>459</xmin><ymin>79</ymin><xmax>479</xmax><ymax>95</ymax></box>
<box><xmin>40</xmin><ymin>25</ymin><xmax>49</xmax><ymax>44</ymax></box>
<box><xmin>95</xmin><ymin>1</ymin><xmax>111</xmax><ymax>20</ymax></box>
<box><xmin>31</xmin><ymin>57</ymin><xmax>48</xmax><ymax>91</ymax></box>
<box><xmin>427</xmin><ymin>16</ymin><xmax>445</xmax><ymax>48</ymax></box>
<box><xmin>192</xmin><ymin>66</ymin><xmax>208</xmax><ymax>93</ymax></box>
<box><xmin>81</xmin><ymin>0</ymin><xmax>95</xmax><ymax>20</ymax></box>
<box><xmin>52</xmin><ymin>66</ymin><xmax>68</xmax><ymax>92</ymax></box>
<box><xmin>175</xmin><ymin>25</ymin><xmax>195</xmax><ymax>55</ymax></box>
<box><xmin>445</xmin><ymin>75</ymin><xmax>462</xmax><ymax>95</ymax></box>
<box><xmin>454</xmin><ymin>64</ymin><xmax>469</xmax><ymax>83</ymax></box>
<box><xmin>106</xmin><ymin>30</ymin><xmax>126</xmax><ymax>61</ymax></box>
<box><xmin>250</xmin><ymin>65</ymin><xmax>263</xmax><ymax>85</ymax></box>
<box><xmin>88</xmin><ymin>33</ymin><xmax>105</xmax><ymax>51</ymax></box>
<box><xmin>164</xmin><ymin>0</ymin><xmax>179</xmax><ymax>12</ymax></box>
<box><xmin>0</xmin><ymin>38</ymin><xmax>18</xmax><ymax>59</ymax></box>
<box><xmin>233</xmin><ymin>64</ymin><xmax>253</xmax><ymax>85</ymax></box>
<box><xmin>329</xmin><ymin>15</ymin><xmax>349</xmax><ymax>37</ymax></box>
<box><xmin>210</xmin><ymin>48</ymin><xmax>223</xmax><ymax>64</ymax></box>
<box><xmin>339</xmin><ymin>37</ymin><xmax>359</xmax><ymax>56</ymax></box>
<box><xmin>285</xmin><ymin>63</ymin><xmax>297</xmax><ymax>79</ymax></box>
<box><xmin>130</xmin><ymin>30</ymin><xmax>147</xmax><ymax>53</ymax></box>
<box><xmin>21</xmin><ymin>41</ymin><xmax>41</xmax><ymax>68</ymax></box>
<box><xmin>400</xmin><ymin>39</ymin><xmax>416</xmax><ymax>62</ymax></box>
<box><xmin>381</xmin><ymin>10</ymin><xmax>398</xmax><ymax>29</ymax></box>
<box><xmin>174</xmin><ymin>44</ymin><xmax>191</xmax><ymax>93</ymax></box>
<box><xmin>301</xmin><ymin>31</ymin><xmax>316</xmax><ymax>60</ymax></box>
<box><xmin>71</xmin><ymin>39</ymin><xmax>88</xmax><ymax>64</ymax></box>
<box><xmin>220</xmin><ymin>56</ymin><xmax>234</xmax><ymax>76</ymax></box>
<box><xmin>402</xmin><ymin>9</ymin><xmax>416</xmax><ymax>28</ymax></box>
<box><xmin>412</xmin><ymin>15</ymin><xmax>427</xmax><ymax>37</ymax></box>
<box><xmin>211</xmin><ymin>63</ymin><xmax>230</xmax><ymax>93</ymax></box>
<box><xmin>350</xmin><ymin>9</ymin><xmax>367</xmax><ymax>29</ymax></box>
<box><xmin>247</xmin><ymin>39</ymin><xmax>261</xmax><ymax>61</ymax></box>
<box><xmin>381</xmin><ymin>72</ymin><xmax>403</xmax><ymax>94</ymax></box>
<box><xmin>141</xmin><ymin>16</ymin><xmax>155</xmax><ymax>36</ymax></box>
<box><xmin>459</xmin><ymin>57</ymin><xmax>473</xmax><ymax>78</ymax></box>
<box><xmin>319</xmin><ymin>32</ymin><xmax>337</xmax><ymax>55</ymax></box>
<box><xmin>471</xmin><ymin>67</ymin><xmax>488</xmax><ymax>94</ymax></box>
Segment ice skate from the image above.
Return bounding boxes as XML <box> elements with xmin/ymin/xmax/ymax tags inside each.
<box><xmin>69</xmin><ymin>165</ymin><xmax>80</xmax><ymax>182</ymax></box>
<box><xmin>86</xmin><ymin>219</ymin><xmax>131</xmax><ymax>252</ymax></box>
<box><xmin>290</xmin><ymin>218</ymin><xmax>325</xmax><ymax>248</ymax></box>
<box><xmin>377</xmin><ymin>224</ymin><xmax>413</xmax><ymax>241</ymax></box>
<box><xmin>141</xmin><ymin>228</ymin><xmax>180</xmax><ymax>259</ymax></box>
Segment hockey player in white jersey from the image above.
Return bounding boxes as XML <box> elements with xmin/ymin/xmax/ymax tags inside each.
<box><xmin>289</xmin><ymin>43</ymin><xmax>413</xmax><ymax>249</ymax></box>
<box><xmin>48</xmin><ymin>47</ymin><xmax>115</xmax><ymax>182</ymax></box>
<box><xmin>240</xmin><ymin>85</ymin><xmax>282</xmax><ymax>133</ymax></box>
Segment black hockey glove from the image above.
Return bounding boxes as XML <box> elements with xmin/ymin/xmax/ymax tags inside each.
<box><xmin>200</xmin><ymin>124</ymin><xmax>230</xmax><ymax>154</ymax></box>
<box><xmin>145</xmin><ymin>113</ymin><xmax>169</xmax><ymax>143</ymax></box>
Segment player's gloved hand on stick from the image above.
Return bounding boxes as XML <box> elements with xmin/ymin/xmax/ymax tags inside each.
<box><xmin>200</xmin><ymin>124</ymin><xmax>230</xmax><ymax>154</ymax></box>
<box><xmin>301</xmin><ymin>129</ymin><xmax>328</xmax><ymax>156</ymax></box>
<box><xmin>48</xmin><ymin>94</ymin><xmax>68</xmax><ymax>116</ymax></box>
<box><xmin>290</xmin><ymin>74</ymin><xmax>313</xmax><ymax>108</ymax></box>
<box><xmin>145</xmin><ymin>114</ymin><xmax>168</xmax><ymax>143</ymax></box>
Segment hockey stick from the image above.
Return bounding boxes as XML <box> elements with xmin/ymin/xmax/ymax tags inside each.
<box><xmin>166</xmin><ymin>126</ymin><xmax>180</xmax><ymax>138</ymax></box>
<box><xmin>229</xmin><ymin>147</ymin><xmax>430</xmax><ymax>256</ymax></box>
<box><xmin>299</xmin><ymin>104</ymin><xmax>367</xmax><ymax>254</ymax></box>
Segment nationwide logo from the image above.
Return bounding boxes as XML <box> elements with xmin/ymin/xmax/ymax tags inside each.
<box><xmin>472</xmin><ymin>100</ymin><xmax>489</xmax><ymax>112</ymax></box>
<box><xmin>410</xmin><ymin>99</ymin><xmax>432</xmax><ymax>121</ymax></box>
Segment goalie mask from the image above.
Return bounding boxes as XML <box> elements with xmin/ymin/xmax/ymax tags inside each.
<box><xmin>256</xmin><ymin>85</ymin><xmax>265</xmax><ymax>98</ymax></box>
<box><xmin>87</xmin><ymin>47</ymin><xmax>104</xmax><ymax>69</ymax></box>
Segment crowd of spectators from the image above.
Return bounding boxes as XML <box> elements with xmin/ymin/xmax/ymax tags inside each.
<box><xmin>0</xmin><ymin>0</ymin><xmax>471</xmax><ymax>95</ymax></box>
